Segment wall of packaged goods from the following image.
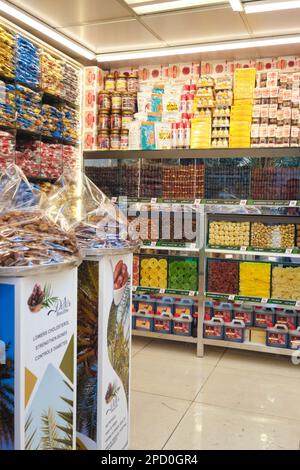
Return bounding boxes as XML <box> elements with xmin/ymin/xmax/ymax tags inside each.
<box><xmin>0</xmin><ymin>17</ymin><xmax>82</xmax><ymax>182</ymax></box>
<box><xmin>83</xmin><ymin>57</ymin><xmax>300</xmax><ymax>152</ymax></box>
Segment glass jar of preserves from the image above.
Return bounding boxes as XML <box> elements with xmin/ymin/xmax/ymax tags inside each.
<box><xmin>110</xmin><ymin>130</ymin><xmax>121</xmax><ymax>150</ymax></box>
<box><xmin>116</xmin><ymin>73</ymin><xmax>127</xmax><ymax>92</ymax></box>
<box><xmin>111</xmin><ymin>111</ymin><xmax>121</xmax><ymax>130</ymax></box>
<box><xmin>120</xmin><ymin>129</ymin><xmax>129</xmax><ymax>150</ymax></box>
<box><xmin>98</xmin><ymin>130</ymin><xmax>110</xmax><ymax>150</ymax></box>
<box><xmin>127</xmin><ymin>73</ymin><xmax>138</xmax><ymax>93</ymax></box>
<box><xmin>98</xmin><ymin>91</ymin><xmax>111</xmax><ymax>111</ymax></box>
<box><xmin>99</xmin><ymin>110</ymin><xmax>110</xmax><ymax>130</ymax></box>
<box><xmin>122</xmin><ymin>93</ymin><xmax>134</xmax><ymax>112</ymax></box>
<box><xmin>122</xmin><ymin>111</ymin><xmax>133</xmax><ymax>129</ymax></box>
<box><xmin>105</xmin><ymin>74</ymin><xmax>115</xmax><ymax>92</ymax></box>
<box><xmin>111</xmin><ymin>92</ymin><xmax>122</xmax><ymax>111</ymax></box>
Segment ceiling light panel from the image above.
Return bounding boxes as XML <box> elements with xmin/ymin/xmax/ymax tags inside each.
<box><xmin>128</xmin><ymin>0</ymin><xmax>224</xmax><ymax>15</ymax></box>
<box><xmin>245</xmin><ymin>0</ymin><xmax>300</xmax><ymax>14</ymax></box>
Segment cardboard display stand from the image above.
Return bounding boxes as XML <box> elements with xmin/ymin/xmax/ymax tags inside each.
<box><xmin>76</xmin><ymin>251</ymin><xmax>133</xmax><ymax>451</ymax></box>
<box><xmin>0</xmin><ymin>266</ymin><xmax>78</xmax><ymax>451</ymax></box>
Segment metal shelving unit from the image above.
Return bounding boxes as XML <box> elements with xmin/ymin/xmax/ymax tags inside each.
<box><xmin>132</xmin><ymin>330</ymin><xmax>198</xmax><ymax>344</ymax></box>
<box><xmin>84</xmin><ymin>147</ymin><xmax>300</xmax><ymax>160</ymax></box>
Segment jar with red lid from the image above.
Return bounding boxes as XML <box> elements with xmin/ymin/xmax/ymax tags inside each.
<box><xmin>98</xmin><ymin>130</ymin><xmax>110</xmax><ymax>150</ymax></box>
<box><xmin>120</xmin><ymin>129</ymin><xmax>129</xmax><ymax>150</ymax></box>
<box><xmin>186</xmin><ymin>93</ymin><xmax>194</xmax><ymax>113</ymax></box>
<box><xmin>98</xmin><ymin>91</ymin><xmax>111</xmax><ymax>111</ymax></box>
<box><xmin>111</xmin><ymin>112</ymin><xmax>122</xmax><ymax>130</ymax></box>
<box><xmin>127</xmin><ymin>74</ymin><xmax>138</xmax><ymax>93</ymax></box>
<box><xmin>110</xmin><ymin>130</ymin><xmax>121</xmax><ymax>150</ymax></box>
<box><xmin>116</xmin><ymin>73</ymin><xmax>127</xmax><ymax>92</ymax></box>
<box><xmin>99</xmin><ymin>110</ymin><xmax>110</xmax><ymax>130</ymax></box>
<box><xmin>105</xmin><ymin>74</ymin><xmax>115</xmax><ymax>92</ymax></box>
<box><xmin>111</xmin><ymin>92</ymin><xmax>122</xmax><ymax>111</ymax></box>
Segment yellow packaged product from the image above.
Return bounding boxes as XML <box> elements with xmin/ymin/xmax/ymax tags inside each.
<box><xmin>272</xmin><ymin>266</ymin><xmax>300</xmax><ymax>300</ymax></box>
<box><xmin>239</xmin><ymin>262</ymin><xmax>271</xmax><ymax>298</ymax></box>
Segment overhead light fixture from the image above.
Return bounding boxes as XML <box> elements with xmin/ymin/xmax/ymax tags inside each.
<box><xmin>97</xmin><ymin>34</ymin><xmax>300</xmax><ymax>62</ymax></box>
<box><xmin>229</xmin><ymin>0</ymin><xmax>244</xmax><ymax>11</ymax></box>
<box><xmin>245</xmin><ymin>0</ymin><xmax>300</xmax><ymax>14</ymax></box>
<box><xmin>130</xmin><ymin>0</ymin><xmax>223</xmax><ymax>15</ymax></box>
<box><xmin>0</xmin><ymin>0</ymin><xmax>95</xmax><ymax>60</ymax></box>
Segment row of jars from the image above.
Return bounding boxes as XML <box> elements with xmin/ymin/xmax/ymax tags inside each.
<box><xmin>99</xmin><ymin>90</ymin><xmax>137</xmax><ymax>113</ymax></box>
<box><xmin>98</xmin><ymin>129</ymin><xmax>129</xmax><ymax>150</ymax></box>
<box><xmin>104</xmin><ymin>73</ymin><xmax>139</xmax><ymax>93</ymax></box>
<box><xmin>99</xmin><ymin>110</ymin><xmax>134</xmax><ymax>131</ymax></box>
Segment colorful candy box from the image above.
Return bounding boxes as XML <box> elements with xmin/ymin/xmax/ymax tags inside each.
<box><xmin>289</xmin><ymin>326</ymin><xmax>300</xmax><ymax>350</ymax></box>
<box><xmin>254</xmin><ymin>306</ymin><xmax>275</xmax><ymax>328</ymax></box>
<box><xmin>275</xmin><ymin>308</ymin><xmax>298</xmax><ymax>329</ymax></box>
<box><xmin>173</xmin><ymin>313</ymin><xmax>193</xmax><ymax>337</ymax></box>
<box><xmin>213</xmin><ymin>302</ymin><xmax>233</xmax><ymax>323</ymax></box>
<box><xmin>233</xmin><ymin>304</ymin><xmax>253</xmax><ymax>327</ymax></box>
<box><xmin>224</xmin><ymin>320</ymin><xmax>245</xmax><ymax>343</ymax></box>
<box><xmin>266</xmin><ymin>324</ymin><xmax>289</xmax><ymax>349</ymax></box>
<box><xmin>154</xmin><ymin>297</ymin><xmax>174</xmax><ymax>334</ymax></box>
<box><xmin>203</xmin><ymin>317</ymin><xmax>224</xmax><ymax>340</ymax></box>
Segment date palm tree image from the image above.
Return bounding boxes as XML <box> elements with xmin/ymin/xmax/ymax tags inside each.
<box><xmin>0</xmin><ymin>343</ymin><xmax>14</xmax><ymax>450</ymax></box>
<box><xmin>77</xmin><ymin>261</ymin><xmax>98</xmax><ymax>441</ymax></box>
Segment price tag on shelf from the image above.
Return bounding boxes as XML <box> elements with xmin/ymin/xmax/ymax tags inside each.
<box><xmin>289</xmin><ymin>200</ymin><xmax>297</xmax><ymax>207</ymax></box>
<box><xmin>296</xmin><ymin>301</ymin><xmax>300</xmax><ymax>308</ymax></box>
<box><xmin>240</xmin><ymin>200</ymin><xmax>247</xmax><ymax>206</ymax></box>
<box><xmin>151</xmin><ymin>198</ymin><xmax>157</xmax><ymax>204</ymax></box>
<box><xmin>132</xmin><ymin>286</ymin><xmax>137</xmax><ymax>292</ymax></box>
<box><xmin>190</xmin><ymin>243</ymin><xmax>197</xmax><ymax>250</ymax></box>
<box><xmin>151</xmin><ymin>242</ymin><xmax>156</xmax><ymax>247</ymax></box>
<box><xmin>228</xmin><ymin>295</ymin><xmax>235</xmax><ymax>301</ymax></box>
<box><xmin>261</xmin><ymin>298</ymin><xmax>268</xmax><ymax>304</ymax></box>
<box><xmin>159</xmin><ymin>289</ymin><xmax>166</xmax><ymax>294</ymax></box>
<box><xmin>189</xmin><ymin>291</ymin><xmax>196</xmax><ymax>297</ymax></box>
<box><xmin>194</xmin><ymin>199</ymin><xmax>201</xmax><ymax>205</ymax></box>
<box><xmin>240</xmin><ymin>246</ymin><xmax>247</xmax><ymax>252</ymax></box>
<box><xmin>285</xmin><ymin>248</ymin><xmax>293</xmax><ymax>254</ymax></box>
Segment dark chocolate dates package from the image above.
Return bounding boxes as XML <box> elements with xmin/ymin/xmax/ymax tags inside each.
<box><xmin>45</xmin><ymin>170</ymin><xmax>140</xmax><ymax>253</ymax></box>
<box><xmin>0</xmin><ymin>165</ymin><xmax>81</xmax><ymax>271</ymax></box>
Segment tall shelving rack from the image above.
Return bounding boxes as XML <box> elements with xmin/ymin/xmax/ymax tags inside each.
<box><xmin>84</xmin><ymin>148</ymin><xmax>300</xmax><ymax>357</ymax></box>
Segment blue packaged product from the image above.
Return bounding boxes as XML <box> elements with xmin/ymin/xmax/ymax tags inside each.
<box><xmin>203</xmin><ymin>317</ymin><xmax>224</xmax><ymax>340</ymax></box>
<box><xmin>224</xmin><ymin>320</ymin><xmax>245</xmax><ymax>343</ymax></box>
<box><xmin>41</xmin><ymin>105</ymin><xmax>63</xmax><ymax>139</ymax></box>
<box><xmin>16</xmin><ymin>35</ymin><xmax>40</xmax><ymax>87</ymax></box>
<box><xmin>173</xmin><ymin>314</ymin><xmax>193</xmax><ymax>336</ymax></box>
<box><xmin>141</xmin><ymin>122</ymin><xmax>155</xmax><ymax>150</ymax></box>
<box><xmin>151</xmin><ymin>94</ymin><xmax>163</xmax><ymax>113</ymax></box>
<box><xmin>289</xmin><ymin>327</ymin><xmax>300</xmax><ymax>350</ymax></box>
<box><xmin>266</xmin><ymin>324</ymin><xmax>289</xmax><ymax>348</ymax></box>
<box><xmin>154</xmin><ymin>297</ymin><xmax>174</xmax><ymax>334</ymax></box>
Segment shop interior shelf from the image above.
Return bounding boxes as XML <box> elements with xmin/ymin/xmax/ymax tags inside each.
<box><xmin>141</xmin><ymin>242</ymin><xmax>199</xmax><ymax>252</ymax></box>
<box><xmin>83</xmin><ymin>147</ymin><xmax>300</xmax><ymax>160</ymax></box>
<box><xmin>134</xmin><ymin>286</ymin><xmax>200</xmax><ymax>298</ymax></box>
<box><xmin>132</xmin><ymin>329</ymin><xmax>197</xmax><ymax>344</ymax></box>
<box><xmin>205</xmin><ymin>248</ymin><xmax>300</xmax><ymax>258</ymax></box>
<box><xmin>205</xmin><ymin>293</ymin><xmax>300</xmax><ymax>308</ymax></box>
<box><xmin>203</xmin><ymin>338</ymin><xmax>296</xmax><ymax>357</ymax></box>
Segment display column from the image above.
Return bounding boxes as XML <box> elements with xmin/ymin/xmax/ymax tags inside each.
<box><xmin>77</xmin><ymin>252</ymin><xmax>133</xmax><ymax>451</ymax></box>
<box><xmin>0</xmin><ymin>267</ymin><xmax>78</xmax><ymax>451</ymax></box>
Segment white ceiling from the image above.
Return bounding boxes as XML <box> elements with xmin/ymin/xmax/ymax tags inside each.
<box><xmin>5</xmin><ymin>0</ymin><xmax>300</xmax><ymax>63</ymax></box>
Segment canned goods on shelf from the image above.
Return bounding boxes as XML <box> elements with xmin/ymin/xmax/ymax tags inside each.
<box><xmin>116</xmin><ymin>73</ymin><xmax>127</xmax><ymax>92</ymax></box>
<box><xmin>110</xmin><ymin>130</ymin><xmax>121</xmax><ymax>150</ymax></box>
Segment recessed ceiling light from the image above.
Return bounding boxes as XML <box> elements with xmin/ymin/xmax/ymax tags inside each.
<box><xmin>128</xmin><ymin>0</ymin><xmax>224</xmax><ymax>15</ymax></box>
<box><xmin>229</xmin><ymin>0</ymin><xmax>244</xmax><ymax>11</ymax></box>
<box><xmin>97</xmin><ymin>34</ymin><xmax>300</xmax><ymax>62</ymax></box>
<box><xmin>245</xmin><ymin>0</ymin><xmax>300</xmax><ymax>14</ymax></box>
<box><xmin>0</xmin><ymin>0</ymin><xmax>95</xmax><ymax>60</ymax></box>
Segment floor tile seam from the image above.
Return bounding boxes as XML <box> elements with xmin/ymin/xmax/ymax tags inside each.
<box><xmin>214</xmin><ymin>362</ymin><xmax>300</xmax><ymax>380</ymax></box>
<box><xmin>161</xmin><ymin>400</ymin><xmax>195</xmax><ymax>450</ymax></box>
<box><xmin>191</xmin><ymin>398</ymin><xmax>300</xmax><ymax>424</ymax></box>
<box><xmin>131</xmin><ymin>388</ymin><xmax>193</xmax><ymax>403</ymax></box>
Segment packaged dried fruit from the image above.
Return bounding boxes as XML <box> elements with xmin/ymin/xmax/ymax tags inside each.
<box><xmin>239</xmin><ymin>262</ymin><xmax>271</xmax><ymax>298</ymax></box>
<box><xmin>251</xmin><ymin>222</ymin><xmax>295</xmax><ymax>249</ymax></box>
<box><xmin>272</xmin><ymin>265</ymin><xmax>300</xmax><ymax>300</ymax></box>
<box><xmin>207</xmin><ymin>259</ymin><xmax>239</xmax><ymax>294</ymax></box>
<box><xmin>208</xmin><ymin>221</ymin><xmax>250</xmax><ymax>247</ymax></box>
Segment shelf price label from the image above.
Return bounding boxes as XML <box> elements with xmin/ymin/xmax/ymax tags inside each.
<box><xmin>194</xmin><ymin>199</ymin><xmax>201</xmax><ymax>205</ymax></box>
<box><xmin>228</xmin><ymin>295</ymin><xmax>235</xmax><ymax>301</ymax></box>
<box><xmin>189</xmin><ymin>291</ymin><xmax>196</xmax><ymax>297</ymax></box>
<box><xmin>289</xmin><ymin>200</ymin><xmax>297</xmax><ymax>207</ymax></box>
<box><xmin>151</xmin><ymin>242</ymin><xmax>156</xmax><ymax>247</ymax></box>
<box><xmin>240</xmin><ymin>200</ymin><xmax>247</xmax><ymax>206</ymax></box>
<box><xmin>240</xmin><ymin>246</ymin><xmax>247</xmax><ymax>252</ymax></box>
<box><xmin>296</xmin><ymin>301</ymin><xmax>300</xmax><ymax>308</ymax></box>
<box><xmin>159</xmin><ymin>289</ymin><xmax>166</xmax><ymax>294</ymax></box>
<box><xmin>285</xmin><ymin>249</ymin><xmax>293</xmax><ymax>254</ymax></box>
<box><xmin>261</xmin><ymin>298</ymin><xmax>268</xmax><ymax>304</ymax></box>
<box><xmin>151</xmin><ymin>198</ymin><xmax>157</xmax><ymax>204</ymax></box>
<box><xmin>132</xmin><ymin>286</ymin><xmax>137</xmax><ymax>292</ymax></box>
<box><xmin>190</xmin><ymin>243</ymin><xmax>197</xmax><ymax>250</ymax></box>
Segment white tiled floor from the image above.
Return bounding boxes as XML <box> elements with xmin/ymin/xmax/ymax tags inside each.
<box><xmin>130</xmin><ymin>338</ymin><xmax>300</xmax><ymax>450</ymax></box>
